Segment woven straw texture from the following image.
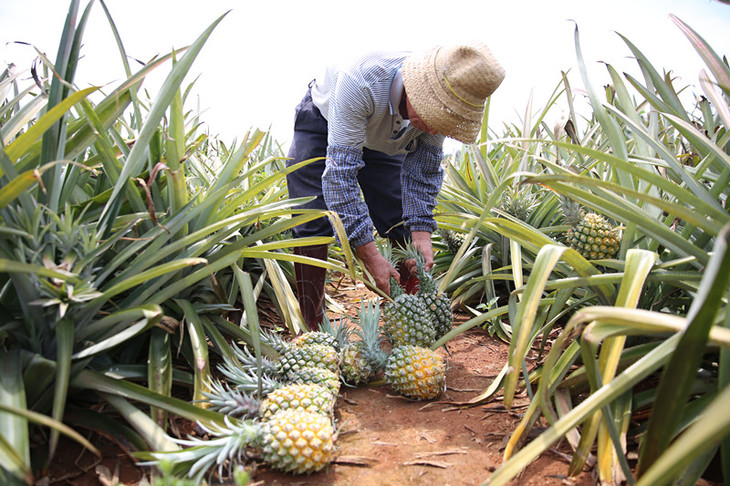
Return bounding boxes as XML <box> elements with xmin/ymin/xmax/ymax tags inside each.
<box><xmin>402</xmin><ymin>42</ymin><xmax>505</xmax><ymax>144</ymax></box>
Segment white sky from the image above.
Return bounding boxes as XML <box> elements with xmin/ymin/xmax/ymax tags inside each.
<box><xmin>1</xmin><ymin>0</ymin><xmax>729</xmax><ymax>150</ymax></box>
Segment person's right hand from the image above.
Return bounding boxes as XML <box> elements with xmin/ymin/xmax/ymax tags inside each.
<box><xmin>355</xmin><ymin>241</ymin><xmax>400</xmax><ymax>296</ymax></box>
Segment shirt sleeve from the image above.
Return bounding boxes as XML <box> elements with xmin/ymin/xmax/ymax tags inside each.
<box><xmin>322</xmin><ymin>145</ymin><xmax>375</xmax><ymax>248</ymax></box>
<box><xmin>400</xmin><ymin>136</ymin><xmax>445</xmax><ymax>234</ymax></box>
<box><xmin>326</xmin><ymin>73</ymin><xmax>373</xmax><ymax>149</ymax></box>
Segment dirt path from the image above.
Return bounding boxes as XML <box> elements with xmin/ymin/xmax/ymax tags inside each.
<box><xmin>253</xmin><ymin>326</ymin><xmax>593</xmax><ymax>486</ymax></box>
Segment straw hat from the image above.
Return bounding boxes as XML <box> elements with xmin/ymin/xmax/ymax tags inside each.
<box><xmin>402</xmin><ymin>42</ymin><xmax>505</xmax><ymax>144</ymax></box>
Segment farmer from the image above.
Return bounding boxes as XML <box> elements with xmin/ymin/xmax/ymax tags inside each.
<box><xmin>286</xmin><ymin>41</ymin><xmax>505</xmax><ymax>330</ymax></box>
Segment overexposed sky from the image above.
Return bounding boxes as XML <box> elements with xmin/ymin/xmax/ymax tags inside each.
<box><xmin>1</xmin><ymin>0</ymin><xmax>729</xmax><ymax>149</ymax></box>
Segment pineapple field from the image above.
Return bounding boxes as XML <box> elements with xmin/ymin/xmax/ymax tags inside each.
<box><xmin>2</xmin><ymin>1</ymin><xmax>730</xmax><ymax>485</ymax></box>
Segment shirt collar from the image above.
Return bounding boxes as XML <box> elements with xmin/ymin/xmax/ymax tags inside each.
<box><xmin>389</xmin><ymin>67</ymin><xmax>404</xmax><ymax>116</ymax></box>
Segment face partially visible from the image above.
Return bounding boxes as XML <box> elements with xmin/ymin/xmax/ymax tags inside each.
<box><xmin>405</xmin><ymin>96</ymin><xmax>437</xmax><ymax>135</ymax></box>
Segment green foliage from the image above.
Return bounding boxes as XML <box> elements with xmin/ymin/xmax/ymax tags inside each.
<box><xmin>0</xmin><ymin>1</ymin><xmax>349</xmax><ymax>482</ymax></box>
<box><xmin>431</xmin><ymin>15</ymin><xmax>730</xmax><ymax>486</ymax></box>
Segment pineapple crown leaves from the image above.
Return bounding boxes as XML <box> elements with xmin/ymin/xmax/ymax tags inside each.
<box><xmin>353</xmin><ymin>299</ymin><xmax>389</xmax><ymax>370</ymax></box>
<box><xmin>143</xmin><ymin>416</ymin><xmax>257</xmax><ymax>484</ymax></box>
<box><xmin>259</xmin><ymin>328</ymin><xmax>290</xmax><ymax>354</ymax></box>
<box><xmin>317</xmin><ymin>314</ymin><xmax>352</xmax><ymax>349</ymax></box>
<box><xmin>394</xmin><ymin>240</ymin><xmax>440</xmax><ymax>294</ymax></box>
<box><xmin>376</xmin><ymin>238</ymin><xmax>397</xmax><ymax>267</ymax></box>
<box><xmin>560</xmin><ymin>195</ymin><xmax>585</xmax><ymax>227</ymax></box>
<box><xmin>201</xmin><ymin>379</ymin><xmax>261</xmax><ymax>418</ymax></box>
<box><xmin>218</xmin><ymin>343</ymin><xmax>280</xmax><ymax>390</ymax></box>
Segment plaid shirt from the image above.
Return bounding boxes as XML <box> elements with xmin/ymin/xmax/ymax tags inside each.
<box><xmin>311</xmin><ymin>51</ymin><xmax>445</xmax><ymax>247</ymax></box>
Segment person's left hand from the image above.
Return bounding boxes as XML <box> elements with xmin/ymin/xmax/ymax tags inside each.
<box><xmin>405</xmin><ymin>231</ymin><xmax>434</xmax><ymax>275</ymax></box>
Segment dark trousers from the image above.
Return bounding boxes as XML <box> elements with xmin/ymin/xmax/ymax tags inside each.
<box><xmin>286</xmin><ymin>89</ymin><xmax>408</xmax><ymax>243</ymax></box>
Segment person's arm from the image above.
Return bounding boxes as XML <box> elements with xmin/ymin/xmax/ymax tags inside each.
<box><xmin>400</xmin><ymin>135</ymin><xmax>445</xmax><ymax>271</ymax></box>
<box><xmin>321</xmin><ymin>75</ymin><xmax>400</xmax><ymax>294</ymax></box>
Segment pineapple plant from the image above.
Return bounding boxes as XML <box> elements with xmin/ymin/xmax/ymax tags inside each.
<box><xmin>562</xmin><ymin>198</ymin><xmax>622</xmax><ymax>260</ymax></box>
<box><xmin>146</xmin><ymin>412</ymin><xmax>335</xmax><ymax>480</ymax></box>
<box><xmin>438</xmin><ymin>228</ymin><xmax>466</xmax><ymax>255</ymax></box>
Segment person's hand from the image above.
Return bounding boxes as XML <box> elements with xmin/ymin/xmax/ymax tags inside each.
<box><xmin>355</xmin><ymin>241</ymin><xmax>400</xmax><ymax>296</ymax></box>
<box><xmin>405</xmin><ymin>231</ymin><xmax>434</xmax><ymax>275</ymax></box>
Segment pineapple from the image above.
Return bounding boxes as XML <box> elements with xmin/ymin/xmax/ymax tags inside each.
<box><xmin>352</xmin><ymin>299</ymin><xmax>446</xmax><ymax>400</ymax></box>
<box><xmin>400</xmin><ymin>244</ymin><xmax>453</xmax><ymax>341</ymax></box>
<box><xmin>340</xmin><ymin>300</ymin><xmax>387</xmax><ymax>385</ymax></box>
<box><xmin>218</xmin><ymin>357</ymin><xmax>340</xmax><ymax>398</ymax></box>
<box><xmin>261</xmin><ymin>328</ymin><xmax>340</xmax><ymax>354</ymax></box>
<box><xmin>438</xmin><ymin>228</ymin><xmax>466</xmax><ymax>255</ymax></box>
<box><xmin>382</xmin><ymin>276</ymin><xmax>435</xmax><ymax>348</ymax></box>
<box><xmin>148</xmin><ymin>412</ymin><xmax>334</xmax><ymax>479</ymax></box>
<box><xmin>384</xmin><ymin>345</ymin><xmax>446</xmax><ymax>400</ymax></box>
<box><xmin>563</xmin><ymin>201</ymin><xmax>621</xmax><ymax>260</ymax></box>
<box><xmin>276</xmin><ymin>343</ymin><xmax>340</xmax><ymax>377</ymax></box>
<box><xmin>228</xmin><ymin>341</ymin><xmax>340</xmax><ymax>380</ymax></box>
<box><xmin>258</xmin><ymin>409</ymin><xmax>334</xmax><ymax>474</ymax></box>
<box><xmin>339</xmin><ymin>341</ymin><xmax>374</xmax><ymax>386</ymax></box>
<box><xmin>259</xmin><ymin>383</ymin><xmax>336</xmax><ymax>420</ymax></box>
<box><xmin>286</xmin><ymin>366</ymin><xmax>341</xmax><ymax>397</ymax></box>
<box><xmin>291</xmin><ymin>331</ymin><xmax>339</xmax><ymax>351</ymax></box>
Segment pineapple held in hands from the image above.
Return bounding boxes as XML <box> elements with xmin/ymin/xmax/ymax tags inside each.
<box><xmin>400</xmin><ymin>244</ymin><xmax>453</xmax><ymax>341</ymax></box>
<box><xmin>382</xmin><ymin>276</ymin><xmax>436</xmax><ymax>348</ymax></box>
<box><xmin>563</xmin><ymin>198</ymin><xmax>621</xmax><ymax>260</ymax></box>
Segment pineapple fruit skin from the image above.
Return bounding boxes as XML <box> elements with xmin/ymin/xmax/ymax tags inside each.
<box><xmin>567</xmin><ymin>212</ymin><xmax>621</xmax><ymax>260</ymax></box>
<box><xmin>339</xmin><ymin>341</ymin><xmax>375</xmax><ymax>385</ymax></box>
<box><xmin>384</xmin><ymin>345</ymin><xmax>446</xmax><ymax>400</ymax></box>
<box><xmin>286</xmin><ymin>366</ymin><xmax>341</xmax><ymax>397</ymax></box>
<box><xmin>276</xmin><ymin>343</ymin><xmax>340</xmax><ymax>377</ymax></box>
<box><xmin>258</xmin><ymin>408</ymin><xmax>335</xmax><ymax>474</ymax></box>
<box><xmin>291</xmin><ymin>331</ymin><xmax>339</xmax><ymax>350</ymax></box>
<box><xmin>383</xmin><ymin>293</ymin><xmax>436</xmax><ymax>348</ymax></box>
<box><xmin>259</xmin><ymin>383</ymin><xmax>336</xmax><ymax>420</ymax></box>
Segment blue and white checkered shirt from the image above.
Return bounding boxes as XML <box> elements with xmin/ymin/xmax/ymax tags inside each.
<box><xmin>311</xmin><ymin>50</ymin><xmax>445</xmax><ymax>248</ymax></box>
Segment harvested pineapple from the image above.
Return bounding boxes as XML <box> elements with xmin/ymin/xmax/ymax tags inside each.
<box><xmin>339</xmin><ymin>340</ymin><xmax>376</xmax><ymax>385</ymax></box>
<box><xmin>353</xmin><ymin>299</ymin><xmax>446</xmax><ymax>400</ymax></box>
<box><xmin>382</xmin><ymin>276</ymin><xmax>436</xmax><ymax>348</ymax></box>
<box><xmin>384</xmin><ymin>344</ymin><xmax>446</xmax><ymax>400</ymax></box>
<box><xmin>399</xmin><ymin>244</ymin><xmax>453</xmax><ymax>341</ymax></box>
<box><xmin>259</xmin><ymin>383</ymin><xmax>336</xmax><ymax>420</ymax></box>
<box><xmin>226</xmin><ymin>340</ymin><xmax>340</xmax><ymax>380</ymax></box>
<box><xmin>145</xmin><ymin>411</ymin><xmax>334</xmax><ymax>480</ymax></box>
<box><xmin>258</xmin><ymin>409</ymin><xmax>334</xmax><ymax>474</ymax></box>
